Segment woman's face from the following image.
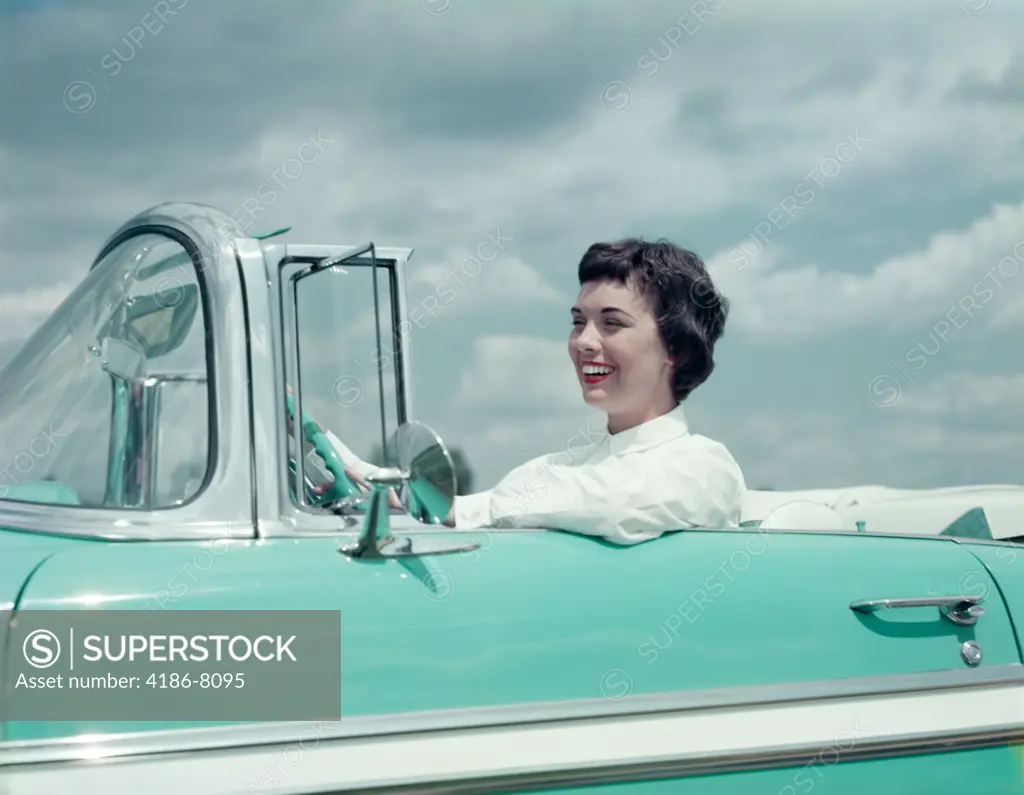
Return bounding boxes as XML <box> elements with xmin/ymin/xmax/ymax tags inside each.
<box><xmin>568</xmin><ymin>277</ymin><xmax>676</xmax><ymax>429</ymax></box>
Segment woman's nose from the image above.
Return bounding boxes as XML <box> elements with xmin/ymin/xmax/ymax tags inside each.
<box><xmin>575</xmin><ymin>324</ymin><xmax>600</xmax><ymax>352</ymax></box>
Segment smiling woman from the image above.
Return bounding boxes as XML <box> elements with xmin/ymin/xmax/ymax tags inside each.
<box><xmin>447</xmin><ymin>238</ymin><xmax>747</xmax><ymax>544</ymax></box>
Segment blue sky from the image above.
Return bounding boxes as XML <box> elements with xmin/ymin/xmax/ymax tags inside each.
<box><xmin>0</xmin><ymin>0</ymin><xmax>1022</xmax><ymax>492</ymax></box>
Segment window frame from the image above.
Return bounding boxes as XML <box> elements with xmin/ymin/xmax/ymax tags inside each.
<box><xmin>254</xmin><ymin>243</ymin><xmax>422</xmax><ymax>537</ymax></box>
<box><xmin>98</xmin><ymin>232</ymin><xmax>216</xmax><ymax>511</ymax></box>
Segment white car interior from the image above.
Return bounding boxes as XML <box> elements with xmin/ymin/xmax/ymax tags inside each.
<box><xmin>742</xmin><ymin>484</ymin><xmax>1024</xmax><ymax>541</ymax></box>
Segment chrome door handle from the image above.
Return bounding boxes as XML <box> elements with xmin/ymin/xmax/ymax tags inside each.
<box><xmin>850</xmin><ymin>594</ymin><xmax>985</xmax><ymax>626</ymax></box>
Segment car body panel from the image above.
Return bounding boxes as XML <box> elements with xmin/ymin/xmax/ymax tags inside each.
<box><xmin>0</xmin><ymin>528</ymin><xmax>91</xmax><ymax>610</ymax></box>
<box><xmin>6</xmin><ymin>528</ymin><xmax>1021</xmax><ymax>746</ymax></box>
<box><xmin>958</xmin><ymin>540</ymin><xmax>1024</xmax><ymax>658</ymax></box>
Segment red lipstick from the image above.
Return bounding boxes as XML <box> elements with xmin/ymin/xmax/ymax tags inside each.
<box><xmin>580</xmin><ymin>360</ymin><xmax>615</xmax><ymax>385</ymax></box>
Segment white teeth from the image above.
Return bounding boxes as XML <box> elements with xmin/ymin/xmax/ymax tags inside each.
<box><xmin>582</xmin><ymin>365</ymin><xmax>613</xmax><ymax>375</ymax></box>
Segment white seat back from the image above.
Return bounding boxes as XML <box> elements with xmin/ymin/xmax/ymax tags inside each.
<box><xmin>760</xmin><ymin>500</ymin><xmax>851</xmax><ymax>531</ymax></box>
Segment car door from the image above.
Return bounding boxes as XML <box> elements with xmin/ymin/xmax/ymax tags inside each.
<box><xmin>9</xmin><ymin>525</ymin><xmax>1024</xmax><ymax>793</ymax></box>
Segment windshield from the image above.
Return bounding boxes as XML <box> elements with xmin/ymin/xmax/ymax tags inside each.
<box><xmin>0</xmin><ymin>233</ymin><xmax>212</xmax><ymax>509</ymax></box>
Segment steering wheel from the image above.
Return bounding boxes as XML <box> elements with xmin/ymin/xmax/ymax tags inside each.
<box><xmin>285</xmin><ymin>391</ymin><xmax>362</xmax><ymax>505</ymax></box>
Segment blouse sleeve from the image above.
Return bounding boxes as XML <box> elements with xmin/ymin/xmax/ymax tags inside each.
<box><xmin>453</xmin><ymin>446</ymin><xmax>744</xmax><ymax>545</ymax></box>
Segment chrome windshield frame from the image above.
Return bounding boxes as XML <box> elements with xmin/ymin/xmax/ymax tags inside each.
<box><xmin>0</xmin><ymin>203</ymin><xmax>255</xmax><ymax>542</ymax></box>
<box><xmin>0</xmin><ymin>202</ymin><xmax>423</xmax><ymax>542</ymax></box>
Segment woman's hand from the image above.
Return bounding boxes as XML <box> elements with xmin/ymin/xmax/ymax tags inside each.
<box><xmin>345</xmin><ymin>466</ymin><xmax>404</xmax><ymax>510</ymax></box>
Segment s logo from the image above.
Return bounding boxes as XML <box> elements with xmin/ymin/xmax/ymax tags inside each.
<box><xmin>23</xmin><ymin>629</ymin><xmax>61</xmax><ymax>668</ymax></box>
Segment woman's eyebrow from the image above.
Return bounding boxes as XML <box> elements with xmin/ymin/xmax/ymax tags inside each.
<box><xmin>571</xmin><ymin>305</ymin><xmax>635</xmax><ymax>319</ymax></box>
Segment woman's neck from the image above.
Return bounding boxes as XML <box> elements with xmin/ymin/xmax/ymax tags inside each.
<box><xmin>607</xmin><ymin>395</ymin><xmax>679</xmax><ymax>435</ymax></box>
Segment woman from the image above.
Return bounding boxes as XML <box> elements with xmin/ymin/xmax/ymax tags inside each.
<box><xmin>444</xmin><ymin>238</ymin><xmax>746</xmax><ymax>544</ymax></box>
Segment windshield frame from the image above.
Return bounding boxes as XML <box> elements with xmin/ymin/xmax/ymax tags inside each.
<box><xmin>0</xmin><ymin>203</ymin><xmax>256</xmax><ymax>542</ymax></box>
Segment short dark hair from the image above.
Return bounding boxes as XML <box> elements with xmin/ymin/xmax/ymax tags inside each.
<box><xmin>577</xmin><ymin>238</ymin><xmax>729</xmax><ymax>402</ymax></box>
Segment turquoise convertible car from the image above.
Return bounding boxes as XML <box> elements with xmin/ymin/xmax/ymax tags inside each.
<box><xmin>0</xmin><ymin>202</ymin><xmax>1022</xmax><ymax>793</ymax></box>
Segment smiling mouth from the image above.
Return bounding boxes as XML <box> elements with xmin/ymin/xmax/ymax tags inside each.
<box><xmin>580</xmin><ymin>362</ymin><xmax>615</xmax><ymax>384</ymax></box>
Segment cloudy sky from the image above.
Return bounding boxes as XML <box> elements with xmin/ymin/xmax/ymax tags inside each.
<box><xmin>2</xmin><ymin>0</ymin><xmax>1022</xmax><ymax>493</ymax></box>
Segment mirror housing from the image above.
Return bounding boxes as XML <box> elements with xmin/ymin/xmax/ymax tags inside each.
<box><xmin>339</xmin><ymin>422</ymin><xmax>479</xmax><ymax>559</ymax></box>
<box><xmin>387</xmin><ymin>421</ymin><xmax>457</xmax><ymax>523</ymax></box>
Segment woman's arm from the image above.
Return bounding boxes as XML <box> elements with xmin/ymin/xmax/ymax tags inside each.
<box><xmin>443</xmin><ymin>491</ymin><xmax>493</xmax><ymax>528</ymax></box>
<box><xmin>322</xmin><ymin>428</ymin><xmax>382</xmax><ymax>479</ymax></box>
<box><xmin>463</xmin><ymin>448</ymin><xmax>744</xmax><ymax>544</ymax></box>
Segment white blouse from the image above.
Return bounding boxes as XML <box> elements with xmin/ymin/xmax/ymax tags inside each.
<box><xmin>452</xmin><ymin>404</ymin><xmax>746</xmax><ymax>545</ymax></box>
<box><xmin>326</xmin><ymin>404</ymin><xmax>746</xmax><ymax>546</ymax></box>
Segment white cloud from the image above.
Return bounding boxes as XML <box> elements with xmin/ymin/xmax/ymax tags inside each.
<box><xmin>410</xmin><ymin>254</ymin><xmax>563</xmax><ymax>308</ymax></box>
<box><xmin>4</xmin><ymin>0</ymin><xmax>1024</xmax><ymax>496</ymax></box>
<box><xmin>454</xmin><ymin>335</ymin><xmax>582</xmax><ymax>413</ymax></box>
<box><xmin>891</xmin><ymin>371</ymin><xmax>1024</xmax><ymax>417</ymax></box>
<box><xmin>0</xmin><ymin>280</ymin><xmax>77</xmax><ymax>346</ymax></box>
<box><xmin>342</xmin><ymin>250</ymin><xmax>564</xmax><ymax>344</ymax></box>
<box><xmin>250</xmin><ymin>27</ymin><xmax>1024</xmax><ymax>282</ymax></box>
<box><xmin>712</xmin><ymin>201</ymin><xmax>1024</xmax><ymax>339</ymax></box>
<box><xmin>730</xmin><ymin>407</ymin><xmax>1024</xmax><ymax>492</ymax></box>
<box><xmin>343</xmin><ymin>254</ymin><xmax>565</xmax><ymax>340</ymax></box>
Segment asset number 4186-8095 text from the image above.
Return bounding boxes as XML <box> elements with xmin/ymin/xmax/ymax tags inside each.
<box><xmin>146</xmin><ymin>672</ymin><xmax>245</xmax><ymax>688</ymax></box>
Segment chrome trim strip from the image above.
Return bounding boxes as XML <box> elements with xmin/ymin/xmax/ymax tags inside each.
<box><xmin>697</xmin><ymin>527</ymin><xmax>1024</xmax><ymax>546</ymax></box>
<box><xmin>287</xmin><ymin>726</ymin><xmax>1024</xmax><ymax>795</ymax></box>
<box><xmin>237</xmin><ymin>238</ymin><xmax>284</xmax><ymax>537</ymax></box>
<box><xmin>393</xmin><ymin>249</ymin><xmax>415</xmax><ymax>423</ymax></box>
<box><xmin>232</xmin><ymin>243</ymin><xmax>261</xmax><ymax>535</ymax></box>
<box><xmin>950</xmin><ymin>536</ymin><xmax>1024</xmax><ymax>549</ymax></box>
<box><xmin>2</xmin><ymin>664</ymin><xmax>1021</xmax><ymax>765</ymax></box>
<box><xmin>0</xmin><ymin>521</ymin><xmax>990</xmax><ymax>545</ymax></box>
<box><xmin>269</xmin><ymin>526</ymin><xmax>1024</xmax><ymax>544</ymax></box>
<box><xmin>2</xmin><ymin>684</ymin><xmax>1023</xmax><ymax>793</ymax></box>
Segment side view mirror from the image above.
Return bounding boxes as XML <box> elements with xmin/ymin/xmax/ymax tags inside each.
<box><xmin>387</xmin><ymin>421</ymin><xmax>458</xmax><ymax>523</ymax></box>
<box><xmin>339</xmin><ymin>421</ymin><xmax>479</xmax><ymax>559</ymax></box>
